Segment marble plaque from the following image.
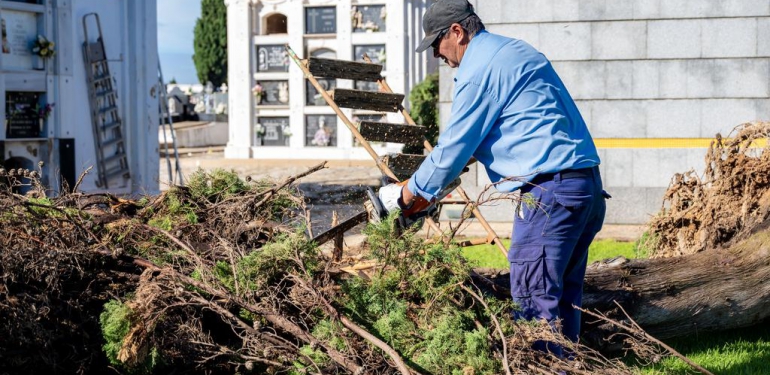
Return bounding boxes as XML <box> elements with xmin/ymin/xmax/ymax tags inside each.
<box><xmin>305</xmin><ymin>6</ymin><xmax>336</xmax><ymax>34</ymax></box>
<box><xmin>256</xmin><ymin>45</ymin><xmax>290</xmax><ymax>72</ymax></box>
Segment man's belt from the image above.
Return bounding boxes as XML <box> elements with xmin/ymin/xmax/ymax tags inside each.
<box><xmin>530</xmin><ymin>166</ymin><xmax>597</xmax><ymax>185</ymax></box>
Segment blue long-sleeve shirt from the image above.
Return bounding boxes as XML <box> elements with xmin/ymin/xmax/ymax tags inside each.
<box><xmin>407</xmin><ymin>30</ymin><xmax>600</xmax><ymax>201</ymax></box>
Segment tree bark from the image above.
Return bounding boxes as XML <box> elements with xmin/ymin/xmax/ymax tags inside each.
<box><xmin>582</xmin><ymin>225</ymin><xmax>770</xmax><ymax>339</ymax></box>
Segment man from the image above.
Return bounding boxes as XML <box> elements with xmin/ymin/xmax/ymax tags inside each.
<box><xmin>378</xmin><ymin>0</ymin><xmax>607</xmax><ymax>348</ymax></box>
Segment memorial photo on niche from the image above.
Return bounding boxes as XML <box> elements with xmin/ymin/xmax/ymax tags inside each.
<box><xmin>353</xmin><ymin>45</ymin><xmax>385</xmax><ymax>91</ymax></box>
<box><xmin>254</xmin><ymin>80</ymin><xmax>289</xmax><ymax>106</ymax></box>
<box><xmin>351</xmin><ymin>5</ymin><xmax>386</xmax><ymax>33</ymax></box>
<box><xmin>257</xmin><ymin>45</ymin><xmax>290</xmax><ymax>72</ymax></box>
<box><xmin>305</xmin><ymin>6</ymin><xmax>336</xmax><ymax>34</ymax></box>
<box><xmin>306</xmin><ymin>115</ymin><xmax>336</xmax><ymax>147</ymax></box>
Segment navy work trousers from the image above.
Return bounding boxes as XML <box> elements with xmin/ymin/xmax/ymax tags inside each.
<box><xmin>509</xmin><ymin>166</ymin><xmax>606</xmax><ymax>343</ymax></box>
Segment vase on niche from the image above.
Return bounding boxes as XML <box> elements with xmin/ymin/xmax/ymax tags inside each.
<box><xmin>33</xmin><ymin>56</ymin><xmax>45</xmax><ymax>71</ymax></box>
<box><xmin>38</xmin><ymin>118</ymin><xmax>44</xmax><ymax>136</ymax></box>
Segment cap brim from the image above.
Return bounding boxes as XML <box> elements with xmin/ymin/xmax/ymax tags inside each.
<box><xmin>415</xmin><ymin>32</ymin><xmax>439</xmax><ymax>53</ymax></box>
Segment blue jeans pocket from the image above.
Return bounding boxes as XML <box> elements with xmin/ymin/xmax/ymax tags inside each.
<box><xmin>508</xmin><ymin>245</ymin><xmax>546</xmax><ymax>298</ymax></box>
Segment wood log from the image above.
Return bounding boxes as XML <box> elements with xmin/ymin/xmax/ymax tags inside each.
<box><xmin>358</xmin><ymin>121</ymin><xmax>426</xmax><ymax>145</ymax></box>
<box><xmin>330</xmin><ymin>89</ymin><xmax>404</xmax><ymax>112</ymax></box>
<box><xmin>304</xmin><ymin>57</ymin><xmax>382</xmax><ymax>81</ymax></box>
<box><xmin>582</xmin><ymin>224</ymin><xmax>770</xmax><ymax>339</ymax></box>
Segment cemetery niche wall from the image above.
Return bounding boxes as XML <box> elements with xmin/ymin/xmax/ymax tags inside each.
<box><xmin>239</xmin><ymin>0</ymin><xmax>435</xmax><ymax>159</ymax></box>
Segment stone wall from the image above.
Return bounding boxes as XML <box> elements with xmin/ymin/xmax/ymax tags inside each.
<box><xmin>441</xmin><ymin>0</ymin><xmax>770</xmax><ymax>223</ymax></box>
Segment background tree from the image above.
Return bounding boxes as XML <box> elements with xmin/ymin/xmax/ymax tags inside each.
<box><xmin>193</xmin><ymin>0</ymin><xmax>227</xmax><ymax>87</ymax></box>
<box><xmin>404</xmin><ymin>73</ymin><xmax>439</xmax><ymax>154</ymax></box>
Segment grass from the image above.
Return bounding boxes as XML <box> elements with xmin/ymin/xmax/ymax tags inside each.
<box><xmin>638</xmin><ymin>322</ymin><xmax>770</xmax><ymax>375</ymax></box>
<box><xmin>461</xmin><ymin>237</ymin><xmax>770</xmax><ymax>375</ymax></box>
<box><xmin>460</xmin><ymin>238</ymin><xmax>636</xmax><ymax>270</ymax></box>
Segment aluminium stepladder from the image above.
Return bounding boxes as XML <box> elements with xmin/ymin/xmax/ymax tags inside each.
<box><xmin>82</xmin><ymin>13</ymin><xmax>130</xmax><ymax>189</ymax></box>
<box><xmin>286</xmin><ymin>46</ymin><xmax>507</xmax><ymax>256</ymax></box>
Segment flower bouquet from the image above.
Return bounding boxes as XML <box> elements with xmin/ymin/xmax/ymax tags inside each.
<box><xmin>34</xmin><ymin>102</ymin><xmax>54</xmax><ymax>134</ymax></box>
<box><xmin>254</xmin><ymin>123</ymin><xmax>265</xmax><ymax>137</ymax></box>
<box><xmin>32</xmin><ymin>35</ymin><xmax>55</xmax><ymax>58</ymax></box>
<box><xmin>252</xmin><ymin>83</ymin><xmax>264</xmax><ymax>104</ymax></box>
<box><xmin>35</xmin><ymin>102</ymin><xmax>55</xmax><ymax>121</ymax></box>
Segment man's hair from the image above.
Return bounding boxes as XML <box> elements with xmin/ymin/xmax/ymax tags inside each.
<box><xmin>458</xmin><ymin>13</ymin><xmax>485</xmax><ymax>38</ymax></box>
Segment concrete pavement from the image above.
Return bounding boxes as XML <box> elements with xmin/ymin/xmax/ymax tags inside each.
<box><xmin>160</xmin><ymin>152</ymin><xmax>648</xmax><ymax>243</ymax></box>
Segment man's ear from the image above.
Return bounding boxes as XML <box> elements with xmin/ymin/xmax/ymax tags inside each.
<box><xmin>449</xmin><ymin>23</ymin><xmax>469</xmax><ymax>45</ymax></box>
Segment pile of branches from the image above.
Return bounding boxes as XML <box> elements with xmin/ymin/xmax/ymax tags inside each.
<box><xmin>648</xmin><ymin>122</ymin><xmax>770</xmax><ymax>257</ymax></box>
<box><xmin>0</xmin><ymin>163</ymin><xmax>644</xmax><ymax>374</ymax></box>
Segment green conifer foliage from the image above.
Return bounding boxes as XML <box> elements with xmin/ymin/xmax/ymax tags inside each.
<box><xmin>193</xmin><ymin>0</ymin><xmax>228</xmax><ymax>87</ymax></box>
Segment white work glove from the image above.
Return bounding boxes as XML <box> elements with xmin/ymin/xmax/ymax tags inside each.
<box><xmin>377</xmin><ymin>183</ymin><xmax>406</xmax><ymax>214</ymax></box>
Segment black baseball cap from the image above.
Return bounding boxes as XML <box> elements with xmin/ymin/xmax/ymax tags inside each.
<box><xmin>416</xmin><ymin>0</ymin><xmax>476</xmax><ymax>53</ymax></box>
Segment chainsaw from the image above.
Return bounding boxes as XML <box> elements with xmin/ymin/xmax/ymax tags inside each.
<box><xmin>364</xmin><ymin>179</ymin><xmax>437</xmax><ymax>229</ymax></box>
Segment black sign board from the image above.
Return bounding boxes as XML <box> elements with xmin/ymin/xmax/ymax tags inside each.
<box><xmin>354</xmin><ymin>44</ymin><xmax>385</xmax><ymax>68</ymax></box>
<box><xmin>355</xmin><ymin>80</ymin><xmax>380</xmax><ymax>92</ymax></box>
<box><xmin>352</xmin><ymin>5</ymin><xmax>386</xmax><ymax>33</ymax></box>
<box><xmin>306</xmin><ymin>78</ymin><xmax>336</xmax><ymax>106</ymax></box>
<box><xmin>256</xmin><ymin>80</ymin><xmax>290</xmax><ymax>106</ymax></box>
<box><xmin>352</xmin><ymin>114</ymin><xmax>386</xmax><ymax>147</ymax></box>
<box><xmin>5</xmin><ymin>92</ymin><xmax>41</xmax><ymax>138</ymax></box>
<box><xmin>259</xmin><ymin>117</ymin><xmax>289</xmax><ymax>146</ymax></box>
<box><xmin>353</xmin><ymin>44</ymin><xmax>385</xmax><ymax>91</ymax></box>
<box><xmin>305</xmin><ymin>6</ymin><xmax>336</xmax><ymax>34</ymax></box>
<box><xmin>306</xmin><ymin>115</ymin><xmax>336</xmax><ymax>147</ymax></box>
<box><xmin>257</xmin><ymin>45</ymin><xmax>290</xmax><ymax>72</ymax></box>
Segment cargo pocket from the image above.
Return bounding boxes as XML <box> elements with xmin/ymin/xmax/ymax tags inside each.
<box><xmin>508</xmin><ymin>245</ymin><xmax>546</xmax><ymax>298</ymax></box>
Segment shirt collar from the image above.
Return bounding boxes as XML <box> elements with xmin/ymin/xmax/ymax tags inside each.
<box><xmin>455</xmin><ymin>30</ymin><xmax>490</xmax><ymax>81</ymax></box>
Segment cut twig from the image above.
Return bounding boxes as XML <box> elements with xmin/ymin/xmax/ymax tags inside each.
<box><xmin>578</xmin><ymin>303</ymin><xmax>715</xmax><ymax>375</ymax></box>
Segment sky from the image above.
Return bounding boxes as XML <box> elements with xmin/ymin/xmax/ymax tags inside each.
<box><xmin>157</xmin><ymin>0</ymin><xmax>201</xmax><ymax>84</ymax></box>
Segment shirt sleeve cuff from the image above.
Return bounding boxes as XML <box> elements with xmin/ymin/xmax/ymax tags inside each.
<box><xmin>407</xmin><ymin>177</ymin><xmax>438</xmax><ymax>202</ymax></box>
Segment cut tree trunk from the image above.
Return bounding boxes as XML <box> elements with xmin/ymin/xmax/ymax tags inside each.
<box><xmin>582</xmin><ymin>223</ymin><xmax>770</xmax><ymax>339</ymax></box>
